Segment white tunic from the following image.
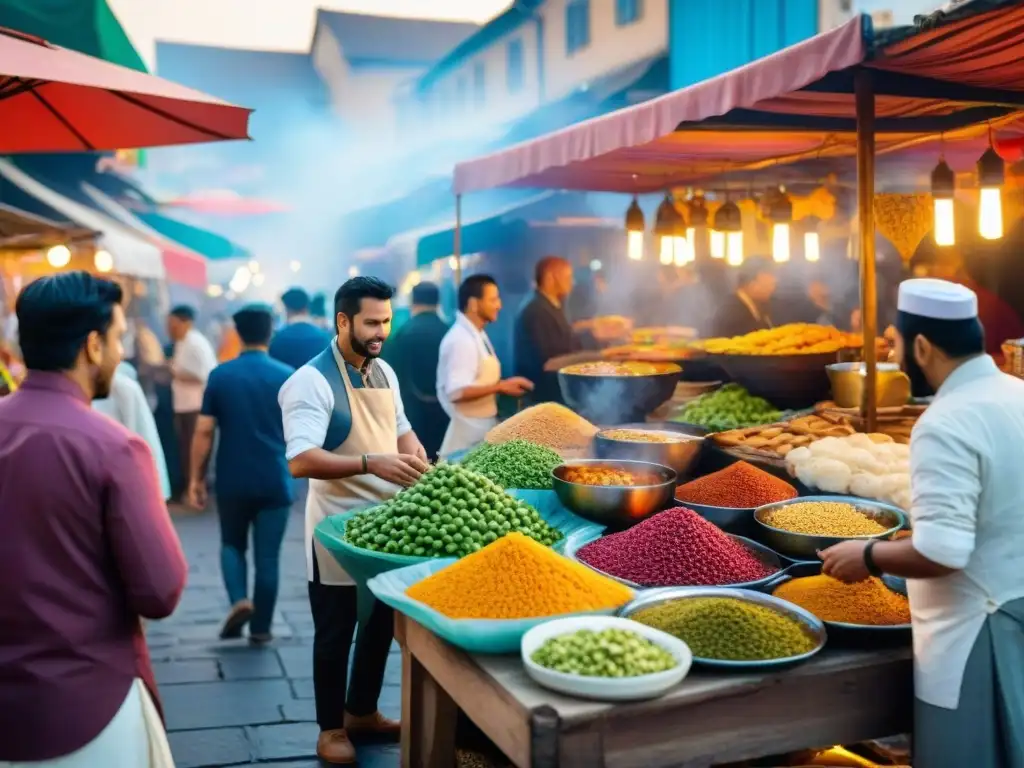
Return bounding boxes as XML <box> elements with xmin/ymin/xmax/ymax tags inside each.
<box><xmin>907</xmin><ymin>354</ymin><xmax>1024</xmax><ymax>709</ymax></box>
<box><xmin>170</xmin><ymin>328</ymin><xmax>217</xmax><ymax>413</ymax></box>
<box><xmin>436</xmin><ymin>312</ymin><xmax>502</xmax><ymax>455</ymax></box>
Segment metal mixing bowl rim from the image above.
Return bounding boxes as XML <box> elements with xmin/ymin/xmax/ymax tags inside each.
<box><xmin>595</xmin><ymin>428</ymin><xmax>705</xmax><ymax>444</ymax></box>
<box><xmin>618</xmin><ymin>586</ymin><xmax>827</xmax><ymax>667</ymax></box>
<box><xmin>753</xmin><ymin>495</ymin><xmax>907</xmax><ymax>541</ymax></box>
<box><xmin>552</xmin><ymin>459</ymin><xmax>678</xmax><ymax>490</ymax></box>
<box><xmin>558</xmin><ymin>364</ymin><xmax>683</xmax><ymax>377</ymax></box>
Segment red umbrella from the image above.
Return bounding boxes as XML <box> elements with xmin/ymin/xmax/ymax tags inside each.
<box><xmin>0</xmin><ymin>27</ymin><xmax>251</xmax><ymax>152</ymax></box>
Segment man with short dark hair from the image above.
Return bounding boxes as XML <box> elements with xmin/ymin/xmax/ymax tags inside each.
<box><xmin>0</xmin><ymin>272</ymin><xmax>186</xmax><ymax>766</ymax></box>
<box><xmin>437</xmin><ymin>275</ymin><xmax>532</xmax><ymax>454</ymax></box>
<box><xmin>279</xmin><ymin>276</ymin><xmax>429</xmax><ymax>764</ymax></box>
<box><xmin>188</xmin><ymin>304</ymin><xmax>295</xmax><ymax>645</ymax></box>
<box><xmin>708</xmin><ymin>258</ymin><xmax>777</xmax><ymax>338</ymax></box>
<box><xmin>270</xmin><ymin>287</ymin><xmax>332</xmax><ymax>370</ymax></box>
<box><xmin>821</xmin><ymin>278</ymin><xmax>1024</xmax><ymax>767</ymax></box>
<box><xmin>382</xmin><ymin>281</ymin><xmax>450</xmax><ymax>459</ymax></box>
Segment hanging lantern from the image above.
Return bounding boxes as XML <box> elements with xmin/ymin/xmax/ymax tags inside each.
<box><xmin>654</xmin><ymin>193</ymin><xmax>679</xmax><ymax>265</ymax></box>
<box><xmin>686</xmin><ymin>194</ymin><xmax>709</xmax><ymax>261</ymax></box>
<box><xmin>713</xmin><ymin>200</ymin><xmax>743</xmax><ymax>267</ymax></box>
<box><xmin>46</xmin><ymin>244</ymin><xmax>71</xmax><ymax>268</ymax></box>
<box><xmin>931</xmin><ymin>159</ymin><xmax>956</xmax><ymax>247</ymax></box>
<box><xmin>767</xmin><ymin>188</ymin><xmax>793</xmax><ymax>263</ymax></box>
<box><xmin>802</xmin><ymin>216</ymin><xmax>821</xmax><ymax>263</ymax></box>
<box><xmin>94</xmin><ymin>249</ymin><xmax>114</xmax><ymax>273</ymax></box>
<box><xmin>976</xmin><ymin>145</ymin><xmax>1005</xmax><ymax>241</ymax></box>
<box><xmin>625</xmin><ymin>196</ymin><xmax>645</xmax><ymax>261</ymax></box>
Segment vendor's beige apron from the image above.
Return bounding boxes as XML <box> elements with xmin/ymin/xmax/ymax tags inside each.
<box><xmin>439</xmin><ymin>332</ymin><xmax>501</xmax><ymax>456</ymax></box>
<box><xmin>305</xmin><ymin>345</ymin><xmax>400</xmax><ymax>585</ymax></box>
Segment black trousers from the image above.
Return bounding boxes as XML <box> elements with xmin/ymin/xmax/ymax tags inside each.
<box><xmin>308</xmin><ymin>546</ymin><xmax>394</xmax><ymax>731</ymax></box>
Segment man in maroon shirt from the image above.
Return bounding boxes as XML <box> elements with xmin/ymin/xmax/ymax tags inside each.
<box><xmin>0</xmin><ymin>272</ymin><xmax>188</xmax><ymax>765</ymax></box>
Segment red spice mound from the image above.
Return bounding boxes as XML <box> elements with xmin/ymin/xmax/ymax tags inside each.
<box><xmin>576</xmin><ymin>507</ymin><xmax>778</xmax><ymax>587</ymax></box>
<box><xmin>674</xmin><ymin>461</ymin><xmax>797</xmax><ymax>508</ymax></box>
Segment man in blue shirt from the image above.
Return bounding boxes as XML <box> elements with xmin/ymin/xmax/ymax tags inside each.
<box><xmin>188</xmin><ymin>304</ymin><xmax>295</xmax><ymax>644</ymax></box>
<box><xmin>269</xmin><ymin>288</ymin><xmax>332</xmax><ymax>370</ymax></box>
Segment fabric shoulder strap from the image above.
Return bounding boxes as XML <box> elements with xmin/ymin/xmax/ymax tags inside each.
<box><xmin>309</xmin><ymin>347</ymin><xmax>352</xmax><ymax>452</ymax></box>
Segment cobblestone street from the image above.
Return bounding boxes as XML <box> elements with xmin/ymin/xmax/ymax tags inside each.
<box><xmin>151</xmin><ymin>502</ymin><xmax>400</xmax><ymax>768</ymax></box>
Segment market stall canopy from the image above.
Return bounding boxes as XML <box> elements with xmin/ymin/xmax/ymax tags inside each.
<box><xmin>0</xmin><ymin>204</ymin><xmax>94</xmax><ymax>250</ymax></box>
<box><xmin>163</xmin><ymin>190</ymin><xmax>289</xmax><ymax>216</ymax></box>
<box><xmin>0</xmin><ymin>158</ymin><xmax>164</xmax><ymax>278</ymax></box>
<box><xmin>452</xmin><ymin>0</ymin><xmax>1024</xmax><ymax>194</ymax></box>
<box><xmin>0</xmin><ymin>26</ymin><xmax>251</xmax><ymax>151</ymax></box>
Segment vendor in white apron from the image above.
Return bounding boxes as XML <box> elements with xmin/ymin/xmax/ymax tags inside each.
<box><xmin>437</xmin><ymin>275</ymin><xmax>533</xmax><ymax>456</ymax></box>
<box><xmin>278</xmin><ymin>276</ymin><xmax>428</xmax><ymax>766</ymax></box>
<box><xmin>820</xmin><ymin>278</ymin><xmax>1024</xmax><ymax>768</ymax></box>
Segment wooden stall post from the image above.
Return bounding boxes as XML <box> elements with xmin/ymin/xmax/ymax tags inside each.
<box><xmin>856</xmin><ymin>69</ymin><xmax>878</xmax><ymax>433</ymax></box>
<box><xmin>453</xmin><ymin>194</ymin><xmax>463</xmax><ymax>288</ymax></box>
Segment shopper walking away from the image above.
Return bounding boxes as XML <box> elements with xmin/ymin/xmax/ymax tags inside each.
<box><xmin>167</xmin><ymin>305</ymin><xmax>217</xmax><ymax>502</ymax></box>
<box><xmin>382</xmin><ymin>281</ymin><xmax>450</xmax><ymax>460</ymax></box>
<box><xmin>0</xmin><ymin>271</ymin><xmax>186</xmax><ymax>767</ymax></box>
<box><xmin>187</xmin><ymin>304</ymin><xmax>295</xmax><ymax>644</ymax></box>
<box><xmin>270</xmin><ymin>287</ymin><xmax>332</xmax><ymax>370</ymax></box>
<box><xmin>279</xmin><ymin>277</ymin><xmax>429</xmax><ymax>765</ymax></box>
<box><xmin>438</xmin><ymin>275</ymin><xmax>532</xmax><ymax>455</ymax></box>
<box><xmin>820</xmin><ymin>278</ymin><xmax>1024</xmax><ymax>768</ymax></box>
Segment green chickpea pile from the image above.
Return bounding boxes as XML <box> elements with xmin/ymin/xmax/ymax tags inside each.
<box><xmin>532</xmin><ymin>628</ymin><xmax>677</xmax><ymax>678</ymax></box>
<box><xmin>461</xmin><ymin>439</ymin><xmax>562</xmax><ymax>490</ymax></box>
<box><xmin>631</xmin><ymin>597</ymin><xmax>817</xmax><ymax>661</ymax></box>
<box><xmin>343</xmin><ymin>464</ymin><xmax>563</xmax><ymax>557</ymax></box>
<box><xmin>673</xmin><ymin>383</ymin><xmax>782</xmax><ymax>432</ymax></box>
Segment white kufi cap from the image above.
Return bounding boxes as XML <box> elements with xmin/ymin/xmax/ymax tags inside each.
<box><xmin>897</xmin><ymin>278</ymin><xmax>978</xmax><ymax>321</ymax></box>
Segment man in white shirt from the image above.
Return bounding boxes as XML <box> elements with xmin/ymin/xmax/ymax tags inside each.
<box><xmin>167</xmin><ymin>305</ymin><xmax>217</xmax><ymax>503</ymax></box>
<box><xmin>821</xmin><ymin>278</ymin><xmax>1024</xmax><ymax>768</ymax></box>
<box><xmin>436</xmin><ymin>274</ymin><xmax>532</xmax><ymax>455</ymax></box>
<box><xmin>279</xmin><ymin>277</ymin><xmax>428</xmax><ymax>765</ymax></box>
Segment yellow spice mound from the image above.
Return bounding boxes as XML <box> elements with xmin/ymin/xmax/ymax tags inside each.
<box><xmin>406</xmin><ymin>532</ymin><xmax>633</xmax><ymax>619</ymax></box>
<box><xmin>484</xmin><ymin>403</ymin><xmax>598</xmax><ymax>454</ymax></box>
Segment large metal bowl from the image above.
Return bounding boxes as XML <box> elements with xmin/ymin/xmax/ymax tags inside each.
<box><xmin>558</xmin><ymin>363</ymin><xmax>682</xmax><ymax>425</ymax></box>
<box><xmin>678</xmin><ymin>501</ymin><xmax>756</xmax><ymax>536</ymax></box>
<box><xmin>552</xmin><ymin>459</ymin><xmax>676</xmax><ymax>529</ymax></box>
<box><xmin>619</xmin><ymin>586</ymin><xmax>827</xmax><ymax>668</ymax></box>
<box><xmin>754</xmin><ymin>495</ymin><xmax>907</xmax><ymax>561</ymax></box>
<box><xmin>706</xmin><ymin>352</ymin><xmax>837</xmax><ymax>410</ymax></box>
<box><xmin>769</xmin><ymin>561</ymin><xmax>911</xmax><ymax>635</ymax></box>
<box><xmin>594</xmin><ymin>426</ymin><xmax>705</xmax><ymax>476</ymax></box>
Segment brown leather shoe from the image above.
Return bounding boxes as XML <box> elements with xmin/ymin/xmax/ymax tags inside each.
<box><xmin>316</xmin><ymin>729</ymin><xmax>356</xmax><ymax>764</ymax></box>
<box><xmin>344</xmin><ymin>710</ymin><xmax>401</xmax><ymax>742</ymax></box>
<box><xmin>219</xmin><ymin>599</ymin><xmax>254</xmax><ymax>639</ymax></box>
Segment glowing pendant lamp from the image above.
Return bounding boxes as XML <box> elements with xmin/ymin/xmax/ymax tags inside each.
<box><xmin>931</xmin><ymin>159</ymin><xmax>956</xmax><ymax>247</ymax></box>
<box><xmin>977</xmin><ymin>145</ymin><xmax>1005</xmax><ymax>241</ymax></box>
<box><xmin>625</xmin><ymin>196</ymin><xmax>645</xmax><ymax>260</ymax></box>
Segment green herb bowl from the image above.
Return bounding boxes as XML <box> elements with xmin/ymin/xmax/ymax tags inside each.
<box><xmin>618</xmin><ymin>586</ymin><xmax>827</xmax><ymax>669</ymax></box>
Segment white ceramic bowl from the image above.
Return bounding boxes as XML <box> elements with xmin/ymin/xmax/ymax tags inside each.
<box><xmin>520</xmin><ymin>615</ymin><xmax>692</xmax><ymax>701</ymax></box>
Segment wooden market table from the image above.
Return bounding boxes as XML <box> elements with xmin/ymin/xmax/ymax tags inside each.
<box><xmin>396</xmin><ymin>614</ymin><xmax>913</xmax><ymax>768</ymax></box>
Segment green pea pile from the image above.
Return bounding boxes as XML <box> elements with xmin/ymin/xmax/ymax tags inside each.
<box><xmin>461</xmin><ymin>439</ymin><xmax>562</xmax><ymax>490</ymax></box>
<box><xmin>343</xmin><ymin>464</ymin><xmax>563</xmax><ymax>558</ymax></box>
<box><xmin>631</xmin><ymin>597</ymin><xmax>817</xmax><ymax>661</ymax></box>
<box><xmin>531</xmin><ymin>628</ymin><xmax>677</xmax><ymax>678</ymax></box>
<box><xmin>674</xmin><ymin>383</ymin><xmax>782</xmax><ymax>432</ymax></box>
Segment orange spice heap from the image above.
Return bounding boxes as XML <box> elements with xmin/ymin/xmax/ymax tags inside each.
<box><xmin>675</xmin><ymin>461</ymin><xmax>797</xmax><ymax>508</ymax></box>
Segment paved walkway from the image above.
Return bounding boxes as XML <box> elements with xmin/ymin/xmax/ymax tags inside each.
<box><xmin>150</xmin><ymin>503</ymin><xmax>400</xmax><ymax>768</ymax></box>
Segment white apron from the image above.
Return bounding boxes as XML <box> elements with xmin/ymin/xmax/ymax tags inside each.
<box><xmin>439</xmin><ymin>332</ymin><xmax>501</xmax><ymax>456</ymax></box>
<box><xmin>304</xmin><ymin>345</ymin><xmax>400</xmax><ymax>585</ymax></box>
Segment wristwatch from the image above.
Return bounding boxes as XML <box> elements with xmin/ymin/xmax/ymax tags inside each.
<box><xmin>863</xmin><ymin>540</ymin><xmax>883</xmax><ymax>577</ymax></box>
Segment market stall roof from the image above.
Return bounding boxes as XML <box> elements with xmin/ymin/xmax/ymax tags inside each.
<box><xmin>452</xmin><ymin>1</ymin><xmax>1024</xmax><ymax>194</ymax></box>
<box><xmin>0</xmin><ymin>204</ymin><xmax>94</xmax><ymax>250</ymax></box>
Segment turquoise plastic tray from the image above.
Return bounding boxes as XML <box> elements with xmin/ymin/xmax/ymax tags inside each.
<box><xmin>314</xmin><ymin>489</ymin><xmax>604</xmax><ymax>624</ymax></box>
<box><xmin>368</xmin><ymin>559</ymin><xmax>629</xmax><ymax>654</ymax></box>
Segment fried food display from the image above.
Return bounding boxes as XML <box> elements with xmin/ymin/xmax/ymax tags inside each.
<box><xmin>696</xmin><ymin>324</ymin><xmax>861</xmax><ymax>356</ymax></box>
<box><xmin>711</xmin><ymin>414</ymin><xmax>856</xmax><ymax>457</ymax></box>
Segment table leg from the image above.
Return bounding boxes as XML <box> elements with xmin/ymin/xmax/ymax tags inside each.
<box><xmin>401</xmin><ymin>645</ymin><xmax>458</xmax><ymax>768</ymax></box>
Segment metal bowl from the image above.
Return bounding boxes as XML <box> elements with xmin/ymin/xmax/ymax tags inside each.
<box><xmin>769</xmin><ymin>561</ymin><xmax>911</xmax><ymax>634</ymax></box>
<box><xmin>552</xmin><ymin>459</ymin><xmax>676</xmax><ymax>529</ymax></box>
<box><xmin>558</xmin><ymin>363</ymin><xmax>683</xmax><ymax>425</ymax></box>
<box><xmin>566</xmin><ymin>532</ymin><xmax>789</xmax><ymax>591</ymax></box>
<box><xmin>594</xmin><ymin>426</ymin><xmax>705</xmax><ymax>476</ymax></box>
<box><xmin>706</xmin><ymin>352</ymin><xmax>836</xmax><ymax>410</ymax></box>
<box><xmin>827</xmin><ymin>362</ymin><xmax>911</xmax><ymax>409</ymax></box>
<box><xmin>677</xmin><ymin>501</ymin><xmax>756</xmax><ymax>536</ymax></box>
<box><xmin>754</xmin><ymin>495</ymin><xmax>907</xmax><ymax>561</ymax></box>
<box><xmin>619</xmin><ymin>586</ymin><xmax>827</xmax><ymax>668</ymax></box>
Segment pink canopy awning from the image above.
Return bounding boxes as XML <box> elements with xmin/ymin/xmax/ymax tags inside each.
<box><xmin>453</xmin><ymin>4</ymin><xmax>1024</xmax><ymax>195</ymax></box>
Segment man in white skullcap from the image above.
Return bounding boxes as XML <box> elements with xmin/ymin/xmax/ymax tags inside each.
<box><xmin>820</xmin><ymin>278</ymin><xmax>1024</xmax><ymax>768</ymax></box>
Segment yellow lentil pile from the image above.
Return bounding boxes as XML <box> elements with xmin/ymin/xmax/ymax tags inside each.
<box><xmin>763</xmin><ymin>501</ymin><xmax>889</xmax><ymax>537</ymax></box>
<box><xmin>406</xmin><ymin>532</ymin><xmax>633</xmax><ymax>619</ymax></box>
<box><xmin>774</xmin><ymin>574</ymin><xmax>910</xmax><ymax>625</ymax></box>
<box><xmin>485</xmin><ymin>403</ymin><xmax>598</xmax><ymax>454</ymax></box>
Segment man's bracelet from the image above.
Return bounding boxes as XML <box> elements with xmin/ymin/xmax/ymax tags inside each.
<box><xmin>361</xmin><ymin>454</ymin><xmax>368</xmax><ymax>474</ymax></box>
<box><xmin>863</xmin><ymin>540</ymin><xmax>883</xmax><ymax>577</ymax></box>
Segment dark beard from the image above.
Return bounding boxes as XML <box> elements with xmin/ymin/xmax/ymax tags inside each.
<box><xmin>902</xmin><ymin>354</ymin><xmax>935</xmax><ymax>398</ymax></box>
<box><xmin>349</xmin><ymin>326</ymin><xmax>381</xmax><ymax>359</ymax></box>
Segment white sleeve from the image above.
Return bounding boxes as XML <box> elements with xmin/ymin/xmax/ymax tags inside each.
<box><xmin>122</xmin><ymin>376</ymin><xmax>172</xmax><ymax>501</ymax></box>
<box><xmin>437</xmin><ymin>329</ymin><xmax>479</xmax><ymax>400</ymax></box>
<box><xmin>909</xmin><ymin>419</ymin><xmax>980</xmax><ymax>570</ymax></box>
<box><xmin>278</xmin><ymin>366</ymin><xmax>335</xmax><ymax>460</ymax></box>
<box><xmin>176</xmin><ymin>336</ymin><xmax>216</xmax><ymax>383</ymax></box>
<box><xmin>380</xmin><ymin>360</ymin><xmax>412</xmax><ymax>437</ymax></box>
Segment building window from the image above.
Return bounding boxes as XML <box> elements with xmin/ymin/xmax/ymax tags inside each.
<box><xmin>507</xmin><ymin>38</ymin><xmax>524</xmax><ymax>93</ymax></box>
<box><xmin>615</xmin><ymin>0</ymin><xmax>643</xmax><ymax>26</ymax></box>
<box><xmin>473</xmin><ymin>61</ymin><xmax>486</xmax><ymax>107</ymax></box>
<box><xmin>566</xmin><ymin>0</ymin><xmax>591</xmax><ymax>55</ymax></box>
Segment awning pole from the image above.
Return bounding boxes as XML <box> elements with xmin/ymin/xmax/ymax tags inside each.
<box><xmin>856</xmin><ymin>69</ymin><xmax>878</xmax><ymax>434</ymax></box>
<box><xmin>453</xmin><ymin>193</ymin><xmax>463</xmax><ymax>288</ymax></box>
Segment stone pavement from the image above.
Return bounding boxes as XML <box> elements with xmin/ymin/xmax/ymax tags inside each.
<box><xmin>150</xmin><ymin>503</ymin><xmax>400</xmax><ymax>768</ymax></box>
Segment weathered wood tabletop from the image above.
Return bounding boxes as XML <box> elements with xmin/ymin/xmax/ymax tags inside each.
<box><xmin>396</xmin><ymin>614</ymin><xmax>913</xmax><ymax>768</ymax></box>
